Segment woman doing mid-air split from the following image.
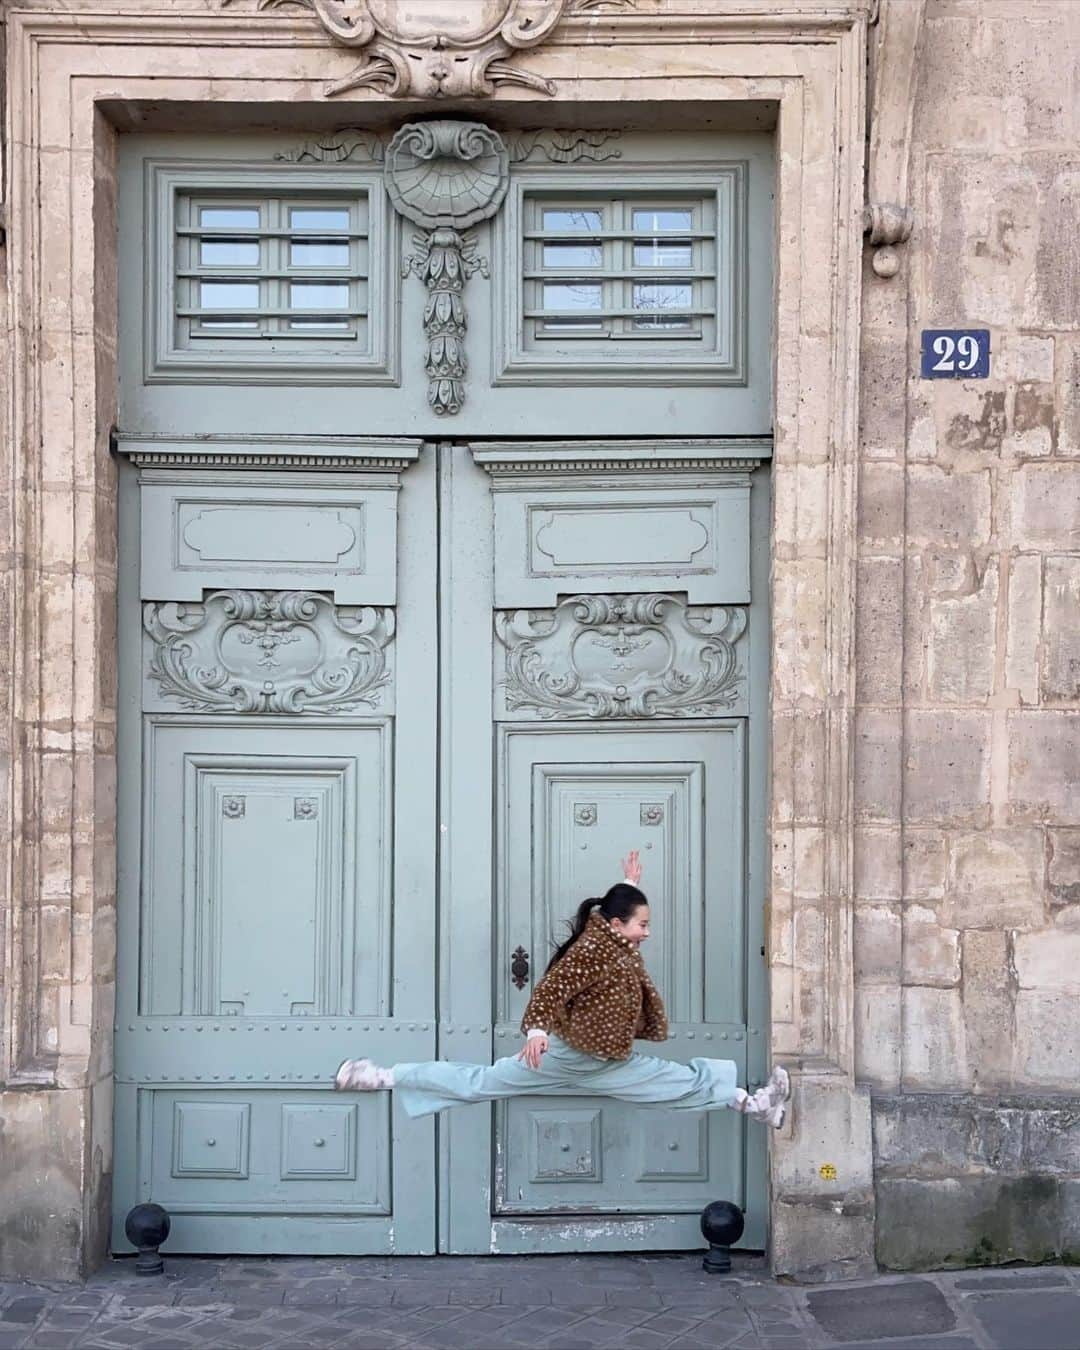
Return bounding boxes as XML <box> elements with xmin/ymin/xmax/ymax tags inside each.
<box><xmin>335</xmin><ymin>851</ymin><xmax>790</xmax><ymax>1127</ymax></box>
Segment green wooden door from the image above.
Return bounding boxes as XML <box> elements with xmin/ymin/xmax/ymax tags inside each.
<box><xmin>434</xmin><ymin>444</ymin><xmax>770</xmax><ymax>1254</ymax></box>
<box><xmin>113</xmin><ymin>124</ymin><xmax>773</xmax><ymax>1256</ymax></box>
<box><xmin>112</xmin><ymin>441</ymin><xmax>441</xmax><ymax>1254</ymax></box>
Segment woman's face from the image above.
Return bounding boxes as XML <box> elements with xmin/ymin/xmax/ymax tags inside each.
<box><xmin>611</xmin><ymin>904</ymin><xmax>651</xmax><ymax>947</ymax></box>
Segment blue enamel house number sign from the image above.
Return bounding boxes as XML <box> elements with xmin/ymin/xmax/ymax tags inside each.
<box><xmin>920</xmin><ymin>329</ymin><xmax>991</xmax><ymax>379</ymax></box>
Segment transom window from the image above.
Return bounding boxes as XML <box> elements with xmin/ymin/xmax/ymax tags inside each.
<box><xmin>174</xmin><ymin>192</ymin><xmax>369</xmax><ymax>346</ymax></box>
<box><xmin>522</xmin><ymin>194</ymin><xmax>717</xmax><ymax>344</ymax></box>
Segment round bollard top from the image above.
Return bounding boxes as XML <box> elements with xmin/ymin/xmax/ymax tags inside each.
<box><xmin>125</xmin><ymin>1202</ymin><xmax>171</xmax><ymax>1250</ymax></box>
<box><xmin>701</xmin><ymin>1199</ymin><xmax>745</xmax><ymax>1247</ymax></box>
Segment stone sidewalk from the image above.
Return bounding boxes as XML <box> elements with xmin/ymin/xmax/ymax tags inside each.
<box><xmin>1</xmin><ymin>1255</ymin><xmax>1078</xmax><ymax>1350</ymax></box>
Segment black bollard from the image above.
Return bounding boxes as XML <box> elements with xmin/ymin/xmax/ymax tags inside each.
<box><xmin>700</xmin><ymin>1199</ymin><xmax>744</xmax><ymax>1274</ymax></box>
<box><xmin>125</xmin><ymin>1203</ymin><xmax>171</xmax><ymax>1275</ymax></box>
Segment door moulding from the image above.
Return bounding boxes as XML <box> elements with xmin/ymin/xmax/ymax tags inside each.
<box><xmin>3</xmin><ymin>0</ymin><xmax>873</xmax><ymax>1280</ymax></box>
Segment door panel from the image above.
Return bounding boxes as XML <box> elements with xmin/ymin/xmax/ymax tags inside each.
<box><xmin>113</xmin><ymin>448</ymin><xmax>437</xmax><ymax>1255</ymax></box>
<box><xmin>494</xmin><ymin>724</ymin><xmax>748</xmax><ymax>1219</ymax></box>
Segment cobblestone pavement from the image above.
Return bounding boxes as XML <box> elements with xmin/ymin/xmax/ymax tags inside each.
<box><xmin>1</xmin><ymin>1255</ymin><xmax>1078</xmax><ymax>1349</ymax></box>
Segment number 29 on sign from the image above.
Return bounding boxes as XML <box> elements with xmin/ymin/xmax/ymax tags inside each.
<box><xmin>920</xmin><ymin>329</ymin><xmax>991</xmax><ymax>379</ymax></box>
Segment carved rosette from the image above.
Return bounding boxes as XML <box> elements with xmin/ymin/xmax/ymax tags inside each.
<box><xmin>143</xmin><ymin>589</ymin><xmax>394</xmax><ymax>714</ymax></box>
<box><xmin>495</xmin><ymin>594</ymin><xmax>747</xmax><ymax>720</ymax></box>
<box><xmin>388</xmin><ymin>121</ymin><xmax>509</xmax><ymax>416</ymax></box>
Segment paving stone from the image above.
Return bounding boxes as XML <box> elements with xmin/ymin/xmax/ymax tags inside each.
<box><xmin>831</xmin><ymin>1341</ymin><xmax>980</xmax><ymax>1350</ymax></box>
<box><xmin>952</xmin><ymin>1270</ymin><xmax>1070</xmax><ymax>1291</ymax></box>
<box><xmin>0</xmin><ymin>1304</ymin><xmax>44</xmax><ymax>1327</ymax></box>
<box><xmin>969</xmin><ymin>1290</ymin><xmax>1080</xmax><ymax>1349</ymax></box>
<box><xmin>806</xmin><ymin>1279</ymin><xmax>955</xmax><ymax>1342</ymax></box>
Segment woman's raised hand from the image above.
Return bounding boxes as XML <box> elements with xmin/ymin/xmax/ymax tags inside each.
<box><xmin>517</xmin><ymin>1033</ymin><xmax>549</xmax><ymax>1069</ymax></box>
<box><xmin>622</xmin><ymin>849</ymin><xmax>643</xmax><ymax>886</ymax></box>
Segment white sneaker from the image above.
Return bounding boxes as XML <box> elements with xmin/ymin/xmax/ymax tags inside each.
<box><xmin>334</xmin><ymin>1058</ymin><xmax>394</xmax><ymax>1091</ymax></box>
<box><xmin>741</xmin><ymin>1088</ymin><xmax>786</xmax><ymax>1129</ymax></box>
<box><xmin>765</xmin><ymin>1065</ymin><xmax>791</xmax><ymax>1108</ymax></box>
<box><xmin>736</xmin><ymin>1067</ymin><xmax>791</xmax><ymax>1129</ymax></box>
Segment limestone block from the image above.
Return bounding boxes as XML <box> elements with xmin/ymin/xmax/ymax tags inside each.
<box><xmin>1024</xmin><ymin>1110</ymin><xmax>1080</xmax><ymax>1176</ymax></box>
<box><xmin>904</xmin><ymin>712</ymin><xmax>991</xmax><ymax>826</ymax></box>
<box><xmin>774</xmin><ymin>1077</ymin><xmax>874</xmax><ymax>1195</ymax></box>
<box><xmin>961</xmin><ymin>930</ymin><xmax>1015</xmax><ymax>1091</ymax></box>
<box><xmin>925</xmin><ymin>156</ymin><xmax>1040</xmax><ymax>328</ymax></box>
<box><xmin>1009</xmin><ymin>711</ymin><xmax>1080</xmax><ymax>821</ymax></box>
<box><xmin>907</xmin><ymin>466</ymin><xmax>992</xmax><ymax>548</ymax></box>
<box><xmin>855</xmin><ymin>986</ymin><xmax>901</xmax><ymax>1090</ymax></box>
<box><xmin>773</xmin><ymin>1196</ymin><xmax>877</xmax><ymax>1285</ymax></box>
<box><xmin>999</xmin><ymin>334</ymin><xmax>1055</xmax><ymax>384</ymax></box>
<box><xmin>1008</xmin><ymin>382</ymin><xmax>1056</xmax><ymax>458</ymax></box>
<box><xmin>0</xmin><ymin>1088</ymin><xmax>91</xmax><ymax>1281</ymax></box>
<box><xmin>1033</xmin><ymin>165</ymin><xmax>1080</xmax><ymax>330</ymax></box>
<box><xmin>860</xmin><ymin>335</ymin><xmax>908</xmax><ymax>459</ymax></box>
<box><xmin>854</xmin><ymin>903</ymin><xmax>901</xmax><ymax>984</ymax></box>
<box><xmin>902</xmin><ymin>987</ymin><xmax>969</xmax><ymax>1091</ymax></box>
<box><xmin>856</xmin><ymin>558</ymin><xmax>903</xmax><ymax>705</ymax></box>
<box><xmin>1060</xmin><ymin>340</ymin><xmax>1080</xmax><ymax>456</ymax></box>
<box><xmin>1012</xmin><ymin>465</ymin><xmax>1080</xmax><ymax>551</ymax></box>
<box><xmin>1013</xmin><ymin>930</ymin><xmax>1080</xmax><ymax>993</ymax></box>
<box><xmin>902</xmin><ymin>906</ymin><xmax>961</xmax><ymax>988</ymax></box>
<box><xmin>904</xmin><ymin>829</ymin><xmax>947</xmax><ymax>901</ymax></box>
<box><xmin>876</xmin><ymin>1176</ymin><xmax>1063</xmax><ymax>1271</ymax></box>
<box><xmin>936</xmin><ymin>385</ymin><xmax>1007</xmax><ymax>458</ymax></box>
<box><xmin>858</xmin><ymin>463</ymin><xmax>904</xmax><ymax>548</ymax></box>
<box><xmin>941</xmin><ymin>828</ymin><xmax>1046</xmax><ymax>930</ymax></box>
<box><xmin>1064</xmin><ymin>1181</ymin><xmax>1080</xmax><ymax>1263</ymax></box>
<box><xmin>854</xmin><ymin>709</ymin><xmax>902</xmax><ymax>822</ymax></box>
<box><xmin>873</xmin><ymin>1095</ymin><xmax>1025</xmax><ymax>1178</ymax></box>
<box><xmin>792</xmin><ymin>711</ymin><xmax>827</xmax><ymax>824</ymax></box>
<box><xmin>854</xmin><ymin>825</ymin><xmax>902</xmax><ymax>901</ymax></box>
<box><xmin>1048</xmin><ymin>829</ymin><xmax>1080</xmax><ymax>908</ymax></box>
<box><xmin>1005</xmin><ymin>554</ymin><xmax>1041</xmax><ymax>706</ymax></box>
<box><xmin>927</xmin><ymin>559</ymin><xmax>998</xmax><ymax>704</ymax></box>
<box><xmin>1015</xmin><ymin>991</ymin><xmax>1080</xmax><ymax>1087</ymax></box>
<box><xmin>903</xmin><ymin>556</ymin><xmax>927</xmax><ymax>699</ymax></box>
<box><xmin>1042</xmin><ymin>556</ymin><xmax>1080</xmax><ymax>704</ymax></box>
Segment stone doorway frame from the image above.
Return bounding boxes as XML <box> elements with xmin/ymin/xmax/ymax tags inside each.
<box><xmin>1</xmin><ymin>0</ymin><xmax>872</xmax><ymax>1279</ymax></box>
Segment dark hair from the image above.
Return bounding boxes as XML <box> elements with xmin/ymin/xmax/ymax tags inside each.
<box><xmin>545</xmin><ymin>883</ymin><xmax>649</xmax><ymax>973</ymax></box>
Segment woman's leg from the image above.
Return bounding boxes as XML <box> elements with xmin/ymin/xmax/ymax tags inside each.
<box><xmin>578</xmin><ymin>1054</ymin><xmax>790</xmax><ymax>1124</ymax></box>
<box><xmin>336</xmin><ymin>1038</ymin><xmax>601</xmax><ymax>1119</ymax></box>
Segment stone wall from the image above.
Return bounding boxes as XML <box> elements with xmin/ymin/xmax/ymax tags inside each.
<box><xmin>856</xmin><ymin>0</ymin><xmax>1080</xmax><ymax>1270</ymax></box>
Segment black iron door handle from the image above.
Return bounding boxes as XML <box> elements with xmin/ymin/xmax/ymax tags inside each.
<box><xmin>511</xmin><ymin>946</ymin><xmax>530</xmax><ymax>990</ymax></box>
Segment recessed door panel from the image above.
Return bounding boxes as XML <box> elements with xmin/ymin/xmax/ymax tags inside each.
<box><xmin>492</xmin><ymin>722</ymin><xmax>748</xmax><ymax>1217</ymax></box>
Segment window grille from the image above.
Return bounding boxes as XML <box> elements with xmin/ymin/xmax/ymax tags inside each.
<box><xmin>174</xmin><ymin>192</ymin><xmax>369</xmax><ymax>348</ymax></box>
<box><xmin>522</xmin><ymin>194</ymin><xmax>717</xmax><ymax>346</ymax></box>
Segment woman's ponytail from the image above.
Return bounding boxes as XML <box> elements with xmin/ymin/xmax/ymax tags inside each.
<box><xmin>544</xmin><ymin>883</ymin><xmax>648</xmax><ymax>973</ymax></box>
<box><xmin>545</xmin><ymin>897</ymin><xmax>603</xmax><ymax>973</ymax></box>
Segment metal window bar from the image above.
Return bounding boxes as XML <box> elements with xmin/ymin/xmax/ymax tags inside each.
<box><xmin>523</xmin><ymin>194</ymin><xmax>715</xmax><ymax>342</ymax></box>
<box><xmin>176</xmin><ymin>192</ymin><xmax>368</xmax><ymax>343</ymax></box>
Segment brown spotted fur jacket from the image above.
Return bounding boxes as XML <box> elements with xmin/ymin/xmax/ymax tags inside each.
<box><xmin>521</xmin><ymin>911</ymin><xmax>669</xmax><ymax>1061</ymax></box>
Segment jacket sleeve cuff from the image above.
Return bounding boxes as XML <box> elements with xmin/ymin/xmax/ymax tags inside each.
<box><xmin>526</xmin><ymin>1027</ymin><xmax>548</xmax><ymax>1039</ymax></box>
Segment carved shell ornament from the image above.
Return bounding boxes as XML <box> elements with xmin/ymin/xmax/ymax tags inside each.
<box><xmin>389</xmin><ymin>121</ymin><xmax>510</xmax><ymax>416</ymax></box>
<box><xmin>222</xmin><ymin>0</ymin><xmax>600</xmax><ymax>100</ymax></box>
<box><xmin>385</xmin><ymin>121</ymin><xmax>509</xmax><ymax>230</ymax></box>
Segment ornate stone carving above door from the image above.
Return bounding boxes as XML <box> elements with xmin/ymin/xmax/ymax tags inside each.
<box><xmin>222</xmin><ymin>0</ymin><xmax>578</xmax><ymax>99</ymax></box>
<box><xmin>143</xmin><ymin>590</ymin><xmax>395</xmax><ymax>714</ymax></box>
<box><xmin>388</xmin><ymin>121</ymin><xmax>510</xmax><ymax>416</ymax></box>
<box><xmin>495</xmin><ymin>594</ymin><xmax>747</xmax><ymax>720</ymax></box>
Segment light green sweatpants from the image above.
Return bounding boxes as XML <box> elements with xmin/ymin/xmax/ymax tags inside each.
<box><xmin>392</xmin><ymin>1034</ymin><xmax>739</xmax><ymax>1120</ymax></box>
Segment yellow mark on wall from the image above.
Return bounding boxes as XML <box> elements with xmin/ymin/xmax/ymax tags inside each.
<box><xmin>819</xmin><ymin>1163</ymin><xmax>838</xmax><ymax>1181</ymax></box>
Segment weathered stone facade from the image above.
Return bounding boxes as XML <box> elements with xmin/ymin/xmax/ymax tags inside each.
<box><xmin>855</xmin><ymin>0</ymin><xmax>1080</xmax><ymax>1271</ymax></box>
<box><xmin>0</xmin><ymin>0</ymin><xmax>1077</xmax><ymax>1283</ymax></box>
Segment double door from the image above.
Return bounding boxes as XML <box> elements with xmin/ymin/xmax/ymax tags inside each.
<box><xmin>113</xmin><ymin>439</ymin><xmax>769</xmax><ymax>1254</ymax></box>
